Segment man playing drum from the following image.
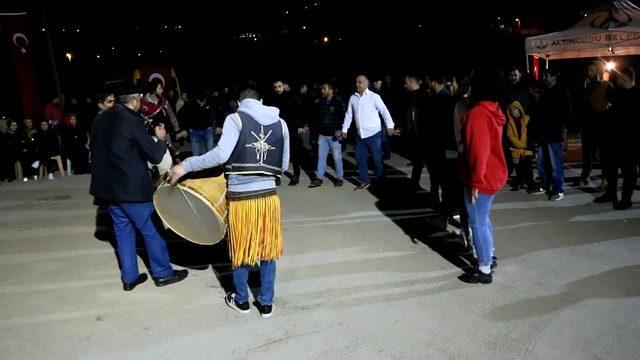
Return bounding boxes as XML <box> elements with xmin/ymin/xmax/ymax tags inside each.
<box><xmin>168</xmin><ymin>81</ymin><xmax>290</xmax><ymax>318</ymax></box>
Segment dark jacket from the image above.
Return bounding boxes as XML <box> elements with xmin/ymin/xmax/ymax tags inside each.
<box><xmin>266</xmin><ymin>92</ymin><xmax>304</xmax><ymax>131</ymax></box>
<box><xmin>312</xmin><ymin>96</ymin><xmax>346</xmax><ymax>136</ymax></box>
<box><xmin>179</xmin><ymin>100</ymin><xmax>215</xmax><ymax>131</ymax></box>
<box><xmin>608</xmin><ymin>85</ymin><xmax>640</xmax><ymax>144</ymax></box>
<box><xmin>90</xmin><ymin>104</ymin><xmax>166</xmax><ymax>203</ymax></box>
<box><xmin>534</xmin><ymin>84</ymin><xmax>572</xmax><ymax>144</ymax></box>
<box><xmin>62</xmin><ymin>125</ymin><xmax>87</xmax><ymax>157</ymax></box>
<box><xmin>430</xmin><ymin>88</ymin><xmax>455</xmax><ymax>154</ymax></box>
<box><xmin>36</xmin><ymin>129</ymin><xmax>61</xmax><ymax>159</ymax></box>
<box><xmin>2</xmin><ymin>131</ymin><xmax>20</xmax><ymax>159</ymax></box>
<box><xmin>402</xmin><ymin>88</ymin><xmax>430</xmax><ymax>141</ymax></box>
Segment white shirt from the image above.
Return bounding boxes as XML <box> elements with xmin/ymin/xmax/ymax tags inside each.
<box><xmin>342</xmin><ymin>89</ymin><xmax>394</xmax><ymax>139</ymax></box>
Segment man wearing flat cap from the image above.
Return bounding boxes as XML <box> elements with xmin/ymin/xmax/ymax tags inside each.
<box><xmin>90</xmin><ymin>82</ymin><xmax>188</xmax><ymax>291</ymax></box>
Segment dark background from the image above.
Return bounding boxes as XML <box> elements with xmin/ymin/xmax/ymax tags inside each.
<box><xmin>0</xmin><ymin>0</ymin><xmax>626</xmax><ymax>117</ymax></box>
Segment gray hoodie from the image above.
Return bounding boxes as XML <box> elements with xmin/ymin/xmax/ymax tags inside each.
<box><xmin>182</xmin><ymin>99</ymin><xmax>290</xmax><ymax>192</ymax></box>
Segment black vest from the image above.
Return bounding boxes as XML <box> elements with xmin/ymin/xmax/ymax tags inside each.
<box><xmin>226</xmin><ymin>111</ymin><xmax>284</xmax><ymax>177</ymax></box>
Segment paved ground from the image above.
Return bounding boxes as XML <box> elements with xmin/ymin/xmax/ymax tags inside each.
<box><xmin>1</xmin><ymin>147</ymin><xmax>639</xmax><ymax>360</ymax></box>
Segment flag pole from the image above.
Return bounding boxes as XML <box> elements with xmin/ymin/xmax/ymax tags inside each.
<box><xmin>40</xmin><ymin>0</ymin><xmax>62</xmax><ymax>106</ymax></box>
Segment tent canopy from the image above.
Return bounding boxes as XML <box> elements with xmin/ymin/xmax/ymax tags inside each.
<box><xmin>525</xmin><ymin>0</ymin><xmax>640</xmax><ymax>59</ymax></box>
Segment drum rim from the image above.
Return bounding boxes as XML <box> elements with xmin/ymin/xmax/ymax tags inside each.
<box><xmin>153</xmin><ymin>182</ymin><xmax>226</xmax><ymax>245</ymax></box>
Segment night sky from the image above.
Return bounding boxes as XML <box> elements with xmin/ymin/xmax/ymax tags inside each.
<box><xmin>0</xmin><ymin>0</ymin><xmax>623</xmax><ymax>110</ymax></box>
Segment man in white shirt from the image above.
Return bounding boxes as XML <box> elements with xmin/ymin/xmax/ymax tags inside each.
<box><xmin>339</xmin><ymin>75</ymin><xmax>396</xmax><ymax>190</ymax></box>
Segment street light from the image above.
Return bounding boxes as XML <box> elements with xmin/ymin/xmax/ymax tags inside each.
<box><xmin>65</xmin><ymin>52</ymin><xmax>73</xmax><ymax>62</ymax></box>
<box><xmin>322</xmin><ymin>36</ymin><xmax>329</xmax><ymax>44</ymax></box>
<box><xmin>606</xmin><ymin>61</ymin><xmax>616</xmax><ymax>71</ymax></box>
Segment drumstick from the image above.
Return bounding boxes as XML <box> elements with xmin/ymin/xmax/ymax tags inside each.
<box><xmin>178</xmin><ymin>185</ymin><xmax>202</xmax><ymax>220</ymax></box>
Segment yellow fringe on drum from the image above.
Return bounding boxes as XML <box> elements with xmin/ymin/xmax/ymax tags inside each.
<box><xmin>228</xmin><ymin>194</ymin><xmax>283</xmax><ymax>268</ymax></box>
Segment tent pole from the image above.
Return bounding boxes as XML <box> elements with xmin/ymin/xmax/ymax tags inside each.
<box><xmin>526</xmin><ymin>54</ymin><xmax>530</xmax><ymax>73</ymax></box>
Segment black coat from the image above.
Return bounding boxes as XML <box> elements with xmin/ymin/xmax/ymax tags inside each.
<box><xmin>36</xmin><ymin>129</ymin><xmax>61</xmax><ymax>159</ymax></box>
<box><xmin>534</xmin><ymin>85</ymin><xmax>572</xmax><ymax>144</ymax></box>
<box><xmin>90</xmin><ymin>104</ymin><xmax>166</xmax><ymax>203</ymax></box>
<box><xmin>178</xmin><ymin>100</ymin><xmax>215</xmax><ymax>131</ymax></box>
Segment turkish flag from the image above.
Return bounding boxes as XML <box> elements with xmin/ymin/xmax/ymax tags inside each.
<box><xmin>1</xmin><ymin>12</ymin><xmax>40</xmax><ymax>120</ymax></box>
<box><xmin>133</xmin><ymin>66</ymin><xmax>176</xmax><ymax>92</ymax></box>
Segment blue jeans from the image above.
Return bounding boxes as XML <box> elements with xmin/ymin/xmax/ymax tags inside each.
<box><xmin>464</xmin><ymin>189</ymin><xmax>495</xmax><ymax>267</ymax></box>
<box><xmin>108</xmin><ymin>202</ymin><xmax>173</xmax><ymax>284</ymax></box>
<box><xmin>355</xmin><ymin>131</ymin><xmax>383</xmax><ymax>184</ymax></box>
<box><xmin>190</xmin><ymin>127</ymin><xmax>215</xmax><ymax>156</ymax></box>
<box><xmin>316</xmin><ymin>135</ymin><xmax>344</xmax><ymax>180</ymax></box>
<box><xmin>536</xmin><ymin>143</ymin><xmax>564</xmax><ymax>194</ymax></box>
<box><xmin>233</xmin><ymin>260</ymin><xmax>276</xmax><ymax>305</ymax></box>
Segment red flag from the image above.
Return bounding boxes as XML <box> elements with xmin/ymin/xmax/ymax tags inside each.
<box><xmin>1</xmin><ymin>12</ymin><xmax>40</xmax><ymax>120</ymax></box>
<box><xmin>133</xmin><ymin>66</ymin><xmax>176</xmax><ymax>92</ymax></box>
<box><xmin>533</xmin><ymin>56</ymin><xmax>540</xmax><ymax>81</ymax></box>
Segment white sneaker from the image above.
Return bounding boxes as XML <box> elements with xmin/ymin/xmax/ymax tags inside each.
<box><xmin>23</xmin><ymin>177</ymin><xmax>28</xmax><ymax>182</ymax></box>
<box><xmin>33</xmin><ymin>175</ymin><xmax>38</xmax><ymax>180</ymax></box>
<box><xmin>48</xmin><ymin>173</ymin><xmax>54</xmax><ymax>181</ymax></box>
<box><xmin>549</xmin><ymin>192</ymin><xmax>564</xmax><ymax>201</ymax></box>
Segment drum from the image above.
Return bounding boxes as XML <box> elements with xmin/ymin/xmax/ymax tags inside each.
<box><xmin>153</xmin><ymin>175</ymin><xmax>228</xmax><ymax>245</ymax></box>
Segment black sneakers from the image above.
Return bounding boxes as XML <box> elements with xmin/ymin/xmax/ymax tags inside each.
<box><xmin>458</xmin><ymin>270</ymin><xmax>493</xmax><ymax>284</ymax></box>
<box><xmin>225</xmin><ymin>293</ymin><xmax>250</xmax><ymax>314</ymax></box>
<box><xmin>153</xmin><ymin>269</ymin><xmax>188</xmax><ymax>287</ymax></box>
<box><xmin>594</xmin><ymin>194</ymin><xmax>617</xmax><ymax>204</ymax></box>
<box><xmin>614</xmin><ymin>199</ymin><xmax>633</xmax><ymax>210</ymax></box>
<box><xmin>123</xmin><ymin>273</ymin><xmax>148</xmax><ymax>291</ymax></box>
<box><xmin>257</xmin><ymin>303</ymin><xmax>273</xmax><ymax>318</ymax></box>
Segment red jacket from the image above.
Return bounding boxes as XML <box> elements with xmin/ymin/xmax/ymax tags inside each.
<box><xmin>460</xmin><ymin>101</ymin><xmax>507</xmax><ymax>195</ymax></box>
<box><xmin>43</xmin><ymin>103</ymin><xmax>63</xmax><ymax>123</ymax></box>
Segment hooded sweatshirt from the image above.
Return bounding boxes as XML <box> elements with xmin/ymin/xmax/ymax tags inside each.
<box><xmin>182</xmin><ymin>99</ymin><xmax>290</xmax><ymax>192</ymax></box>
<box><xmin>460</xmin><ymin>101</ymin><xmax>507</xmax><ymax>195</ymax></box>
<box><xmin>506</xmin><ymin>101</ymin><xmax>534</xmax><ymax>165</ymax></box>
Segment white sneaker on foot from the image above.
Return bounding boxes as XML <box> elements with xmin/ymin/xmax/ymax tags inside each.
<box><xmin>47</xmin><ymin>173</ymin><xmax>54</xmax><ymax>181</ymax></box>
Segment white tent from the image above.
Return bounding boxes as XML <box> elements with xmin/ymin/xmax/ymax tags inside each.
<box><xmin>525</xmin><ymin>0</ymin><xmax>640</xmax><ymax>60</ymax></box>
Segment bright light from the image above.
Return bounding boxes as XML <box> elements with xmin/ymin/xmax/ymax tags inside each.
<box><xmin>322</xmin><ymin>36</ymin><xmax>329</xmax><ymax>43</ymax></box>
<box><xmin>41</xmin><ymin>28</ymin><xmax>45</xmax><ymax>32</ymax></box>
<box><xmin>606</xmin><ymin>61</ymin><xmax>616</xmax><ymax>71</ymax></box>
<box><xmin>65</xmin><ymin>52</ymin><xmax>73</xmax><ymax>62</ymax></box>
<box><xmin>96</xmin><ymin>55</ymin><xmax>101</xmax><ymax>59</ymax></box>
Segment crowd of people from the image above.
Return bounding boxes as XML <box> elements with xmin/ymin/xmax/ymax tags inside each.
<box><xmin>1</xmin><ymin>61</ymin><xmax>638</xmax><ymax>309</ymax></box>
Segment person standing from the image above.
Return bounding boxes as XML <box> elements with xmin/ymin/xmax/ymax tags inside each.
<box><xmin>168</xmin><ymin>82</ymin><xmax>289</xmax><ymax>317</ymax></box>
<box><xmin>459</xmin><ymin>70</ymin><xmax>508</xmax><ymax>284</ymax></box>
<box><xmin>340</xmin><ymin>75</ymin><xmax>396</xmax><ymax>190</ymax></box>
<box><xmin>309</xmin><ymin>82</ymin><xmax>346</xmax><ymax>188</ymax></box>
<box><xmin>90</xmin><ymin>83</ymin><xmax>188</xmax><ymax>291</ymax></box>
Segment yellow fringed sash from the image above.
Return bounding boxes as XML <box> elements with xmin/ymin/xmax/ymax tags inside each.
<box><xmin>228</xmin><ymin>194</ymin><xmax>283</xmax><ymax>268</ymax></box>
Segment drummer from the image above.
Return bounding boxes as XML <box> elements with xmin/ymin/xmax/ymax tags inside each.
<box><xmin>90</xmin><ymin>82</ymin><xmax>188</xmax><ymax>291</ymax></box>
<box><xmin>169</xmin><ymin>81</ymin><xmax>289</xmax><ymax>318</ymax></box>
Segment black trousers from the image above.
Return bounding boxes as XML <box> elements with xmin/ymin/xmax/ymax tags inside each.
<box><xmin>289</xmin><ymin>133</ymin><xmax>305</xmax><ymax>178</ymax></box>
<box><xmin>426</xmin><ymin>157</ymin><xmax>445</xmax><ymax>200</ymax></box>
<box><xmin>604</xmin><ymin>145</ymin><xmax>636</xmax><ymax>200</ymax></box>
<box><xmin>514</xmin><ymin>156</ymin><xmax>535</xmax><ymax>188</ymax></box>
<box><xmin>19</xmin><ymin>153</ymin><xmax>37</xmax><ymax>178</ymax></box>
<box><xmin>581</xmin><ymin>114</ymin><xmax>606</xmax><ymax>179</ymax></box>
